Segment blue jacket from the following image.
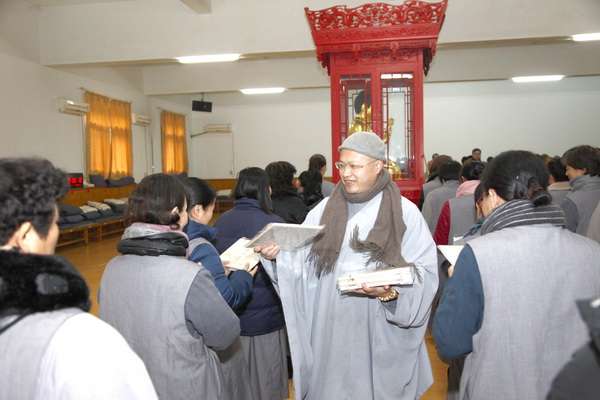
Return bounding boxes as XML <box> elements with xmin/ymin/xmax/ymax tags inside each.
<box><xmin>184</xmin><ymin>220</ymin><xmax>253</xmax><ymax>310</ymax></box>
<box><xmin>213</xmin><ymin>198</ymin><xmax>286</xmax><ymax>336</ymax></box>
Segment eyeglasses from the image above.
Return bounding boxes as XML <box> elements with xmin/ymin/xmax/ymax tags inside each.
<box><xmin>334</xmin><ymin>160</ymin><xmax>378</xmax><ymax>172</ymax></box>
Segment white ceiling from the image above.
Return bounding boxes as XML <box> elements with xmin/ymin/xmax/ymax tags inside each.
<box><xmin>24</xmin><ymin>0</ymin><xmax>600</xmax><ymax>101</ymax></box>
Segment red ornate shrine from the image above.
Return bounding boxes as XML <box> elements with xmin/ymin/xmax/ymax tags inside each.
<box><xmin>305</xmin><ymin>1</ymin><xmax>447</xmax><ymax>203</ymax></box>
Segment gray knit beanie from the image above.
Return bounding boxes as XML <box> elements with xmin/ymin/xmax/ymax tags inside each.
<box><xmin>338</xmin><ymin>131</ymin><xmax>386</xmax><ymax>161</ymax></box>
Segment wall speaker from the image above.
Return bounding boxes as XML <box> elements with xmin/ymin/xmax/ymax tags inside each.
<box><xmin>192</xmin><ymin>100</ymin><xmax>213</xmax><ymax>112</ymax></box>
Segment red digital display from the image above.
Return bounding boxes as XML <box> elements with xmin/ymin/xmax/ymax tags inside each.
<box><xmin>69</xmin><ymin>174</ymin><xmax>84</xmax><ymax>188</ymax></box>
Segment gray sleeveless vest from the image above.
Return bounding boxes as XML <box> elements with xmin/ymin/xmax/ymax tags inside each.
<box><xmin>461</xmin><ymin>226</ymin><xmax>600</xmax><ymax>399</ymax></box>
<box><xmin>448</xmin><ymin>195</ymin><xmax>477</xmax><ymax>244</ymax></box>
<box><xmin>99</xmin><ymin>254</ymin><xmax>228</xmax><ymax>400</ymax></box>
<box><xmin>0</xmin><ymin>308</ymin><xmax>82</xmax><ymax>400</ymax></box>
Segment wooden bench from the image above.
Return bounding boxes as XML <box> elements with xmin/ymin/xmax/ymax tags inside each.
<box><xmin>56</xmin><ymin>184</ymin><xmax>136</xmax><ymax>249</ymax></box>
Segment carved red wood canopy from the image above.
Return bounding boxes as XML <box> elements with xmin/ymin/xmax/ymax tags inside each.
<box><xmin>304</xmin><ymin>1</ymin><xmax>448</xmax><ymax>74</ymax></box>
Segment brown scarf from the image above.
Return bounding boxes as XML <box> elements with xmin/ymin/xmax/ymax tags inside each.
<box><xmin>308</xmin><ymin>169</ymin><xmax>413</xmax><ymax>277</ymax></box>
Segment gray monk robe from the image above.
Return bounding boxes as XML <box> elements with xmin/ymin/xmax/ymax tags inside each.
<box><xmin>262</xmin><ymin>193</ymin><xmax>438</xmax><ymax>400</ymax></box>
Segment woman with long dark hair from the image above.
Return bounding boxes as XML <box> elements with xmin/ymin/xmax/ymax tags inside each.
<box><xmin>433</xmin><ymin>151</ymin><xmax>600</xmax><ymax>399</ymax></box>
<box><xmin>213</xmin><ymin>167</ymin><xmax>289</xmax><ymax>400</ymax></box>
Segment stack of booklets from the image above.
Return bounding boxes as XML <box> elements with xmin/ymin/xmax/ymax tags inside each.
<box><xmin>245</xmin><ymin>223</ymin><xmax>324</xmax><ymax>251</ymax></box>
<box><xmin>336</xmin><ymin>266</ymin><xmax>414</xmax><ymax>293</ymax></box>
<box><xmin>219</xmin><ymin>237</ymin><xmax>260</xmax><ymax>270</ymax></box>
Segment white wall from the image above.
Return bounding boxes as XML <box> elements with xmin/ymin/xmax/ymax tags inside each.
<box><xmin>186</xmin><ymin>89</ymin><xmax>333</xmax><ymax>178</ymax></box>
<box><xmin>424</xmin><ymin>76</ymin><xmax>600</xmax><ymax>161</ymax></box>
<box><xmin>0</xmin><ymin>52</ymin><xmax>185</xmax><ymax>183</ymax></box>
<box><xmin>1</xmin><ymin>52</ymin><xmax>599</xmax><ymax>184</ymax></box>
<box><xmin>183</xmin><ymin>76</ymin><xmax>600</xmax><ymax>180</ymax></box>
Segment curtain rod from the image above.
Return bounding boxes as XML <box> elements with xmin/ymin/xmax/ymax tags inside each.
<box><xmin>79</xmin><ymin>87</ymin><xmax>132</xmax><ymax>103</ymax></box>
<box><xmin>157</xmin><ymin>106</ymin><xmax>187</xmax><ymax>116</ymax></box>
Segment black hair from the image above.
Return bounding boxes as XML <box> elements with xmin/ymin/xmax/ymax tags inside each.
<box><xmin>182</xmin><ymin>177</ymin><xmax>217</xmax><ymax>212</ymax></box>
<box><xmin>474</xmin><ymin>183</ymin><xmax>484</xmax><ymax>206</ymax></box>
<box><xmin>472</xmin><ymin>148</ymin><xmax>481</xmax><ymax>154</ymax></box>
<box><xmin>232</xmin><ymin>167</ymin><xmax>274</xmax><ymax>214</ymax></box>
<box><xmin>299</xmin><ymin>170</ymin><xmax>323</xmax><ymax>206</ymax></box>
<box><xmin>354</xmin><ymin>90</ymin><xmax>372</xmax><ymax>114</ymax></box>
<box><xmin>265</xmin><ymin>161</ymin><xmax>297</xmax><ymax>199</ymax></box>
<box><xmin>480</xmin><ymin>150</ymin><xmax>551</xmax><ymax>207</ymax></box>
<box><xmin>308</xmin><ymin>154</ymin><xmax>327</xmax><ymax>172</ymax></box>
<box><xmin>461</xmin><ymin>156</ymin><xmax>468</xmax><ymax>164</ymax></box>
<box><xmin>547</xmin><ymin>156</ymin><xmax>568</xmax><ymax>182</ymax></box>
<box><xmin>461</xmin><ymin>161</ymin><xmax>486</xmax><ymax>181</ymax></box>
<box><xmin>125</xmin><ymin>173</ymin><xmax>186</xmax><ymax>230</ymax></box>
<box><xmin>0</xmin><ymin>157</ymin><xmax>69</xmax><ymax>245</ymax></box>
<box><xmin>561</xmin><ymin>145</ymin><xmax>600</xmax><ymax>177</ymax></box>
<box><xmin>438</xmin><ymin>160</ymin><xmax>462</xmax><ymax>182</ymax></box>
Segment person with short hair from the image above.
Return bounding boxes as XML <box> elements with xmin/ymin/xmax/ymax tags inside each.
<box><xmin>471</xmin><ymin>148</ymin><xmax>482</xmax><ymax>161</ymax></box>
<box><xmin>258</xmin><ymin>132</ymin><xmax>438</xmax><ymax>399</ymax></box>
<box><xmin>433</xmin><ymin>150</ymin><xmax>600</xmax><ymax>400</ymax></box>
<box><xmin>434</xmin><ymin>161</ymin><xmax>486</xmax><ymax>246</ymax></box>
<box><xmin>298</xmin><ymin>169</ymin><xmax>324</xmax><ymax>209</ymax></box>
<box><xmin>213</xmin><ymin>167</ymin><xmax>289</xmax><ymax>400</ymax></box>
<box><xmin>0</xmin><ymin>157</ymin><xmax>157</xmax><ymax>400</ymax></box>
<box><xmin>547</xmin><ymin>156</ymin><xmax>571</xmax><ymax>205</ymax></box>
<box><xmin>266</xmin><ymin>161</ymin><xmax>308</xmax><ymax>224</ymax></box>
<box><xmin>560</xmin><ymin>145</ymin><xmax>600</xmax><ymax>234</ymax></box>
<box><xmin>99</xmin><ymin>173</ymin><xmax>240</xmax><ymax>400</ymax></box>
<box><xmin>422</xmin><ymin>160</ymin><xmax>463</xmax><ymax>234</ymax></box>
<box><xmin>418</xmin><ymin>154</ymin><xmax>453</xmax><ymax>210</ymax></box>
<box><xmin>308</xmin><ymin>153</ymin><xmax>335</xmax><ymax>197</ymax></box>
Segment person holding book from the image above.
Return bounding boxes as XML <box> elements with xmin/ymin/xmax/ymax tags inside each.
<box><xmin>182</xmin><ymin>176</ymin><xmax>255</xmax><ymax>400</ymax></box>
<box><xmin>0</xmin><ymin>157</ymin><xmax>157</xmax><ymax>400</ymax></box>
<box><xmin>213</xmin><ymin>167</ymin><xmax>289</xmax><ymax>400</ymax></box>
<box><xmin>183</xmin><ymin>176</ymin><xmax>257</xmax><ymax>309</ymax></box>
<box><xmin>258</xmin><ymin>131</ymin><xmax>439</xmax><ymax>400</ymax></box>
<box><xmin>433</xmin><ymin>150</ymin><xmax>600</xmax><ymax>399</ymax></box>
<box><xmin>99</xmin><ymin>173</ymin><xmax>240</xmax><ymax>400</ymax></box>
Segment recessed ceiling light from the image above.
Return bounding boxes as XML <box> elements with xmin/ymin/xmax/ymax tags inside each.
<box><xmin>240</xmin><ymin>87</ymin><xmax>286</xmax><ymax>95</ymax></box>
<box><xmin>571</xmin><ymin>33</ymin><xmax>600</xmax><ymax>42</ymax></box>
<box><xmin>511</xmin><ymin>75</ymin><xmax>565</xmax><ymax>83</ymax></box>
<box><xmin>176</xmin><ymin>54</ymin><xmax>240</xmax><ymax>64</ymax></box>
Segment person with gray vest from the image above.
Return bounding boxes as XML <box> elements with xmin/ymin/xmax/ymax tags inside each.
<box><xmin>422</xmin><ymin>160</ymin><xmax>462</xmax><ymax>234</ymax></box>
<box><xmin>560</xmin><ymin>145</ymin><xmax>600</xmax><ymax>235</ymax></box>
<box><xmin>418</xmin><ymin>154</ymin><xmax>452</xmax><ymax>210</ymax></box>
<box><xmin>434</xmin><ymin>161</ymin><xmax>486</xmax><ymax>245</ymax></box>
<box><xmin>182</xmin><ymin>176</ymin><xmax>256</xmax><ymax>400</ymax></box>
<box><xmin>433</xmin><ymin>150</ymin><xmax>600</xmax><ymax>400</ymax></box>
<box><xmin>99</xmin><ymin>173</ymin><xmax>240</xmax><ymax>400</ymax></box>
<box><xmin>0</xmin><ymin>157</ymin><xmax>157</xmax><ymax>400</ymax></box>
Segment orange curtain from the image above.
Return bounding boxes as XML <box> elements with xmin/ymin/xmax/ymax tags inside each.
<box><xmin>161</xmin><ymin>110</ymin><xmax>188</xmax><ymax>174</ymax></box>
<box><xmin>109</xmin><ymin>99</ymin><xmax>133</xmax><ymax>179</ymax></box>
<box><xmin>85</xmin><ymin>92</ymin><xmax>133</xmax><ymax>180</ymax></box>
<box><xmin>85</xmin><ymin>92</ymin><xmax>112</xmax><ymax>178</ymax></box>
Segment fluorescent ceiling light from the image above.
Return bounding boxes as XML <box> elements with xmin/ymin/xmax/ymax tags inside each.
<box><xmin>511</xmin><ymin>75</ymin><xmax>565</xmax><ymax>83</ymax></box>
<box><xmin>571</xmin><ymin>33</ymin><xmax>600</xmax><ymax>42</ymax></box>
<box><xmin>240</xmin><ymin>87</ymin><xmax>286</xmax><ymax>95</ymax></box>
<box><xmin>176</xmin><ymin>54</ymin><xmax>240</xmax><ymax>64</ymax></box>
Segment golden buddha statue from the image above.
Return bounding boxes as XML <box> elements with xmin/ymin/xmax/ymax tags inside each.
<box><xmin>347</xmin><ymin>91</ymin><xmax>403</xmax><ymax>178</ymax></box>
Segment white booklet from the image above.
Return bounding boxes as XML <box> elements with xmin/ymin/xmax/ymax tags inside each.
<box><xmin>220</xmin><ymin>237</ymin><xmax>260</xmax><ymax>270</ymax></box>
<box><xmin>245</xmin><ymin>223</ymin><xmax>324</xmax><ymax>251</ymax></box>
<box><xmin>337</xmin><ymin>266</ymin><xmax>414</xmax><ymax>293</ymax></box>
<box><xmin>437</xmin><ymin>245</ymin><xmax>464</xmax><ymax>266</ymax></box>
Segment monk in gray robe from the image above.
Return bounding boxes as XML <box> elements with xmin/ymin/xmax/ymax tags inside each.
<box><xmin>259</xmin><ymin>132</ymin><xmax>438</xmax><ymax>399</ymax></box>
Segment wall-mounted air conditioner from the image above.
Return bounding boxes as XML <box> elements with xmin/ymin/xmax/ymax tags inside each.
<box><xmin>132</xmin><ymin>113</ymin><xmax>151</xmax><ymax>126</ymax></box>
<box><xmin>205</xmin><ymin>124</ymin><xmax>232</xmax><ymax>133</ymax></box>
<box><xmin>57</xmin><ymin>98</ymin><xmax>90</xmax><ymax>115</ymax></box>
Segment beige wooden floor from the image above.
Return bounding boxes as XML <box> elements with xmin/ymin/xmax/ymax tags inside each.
<box><xmin>57</xmin><ymin>226</ymin><xmax>448</xmax><ymax>400</ymax></box>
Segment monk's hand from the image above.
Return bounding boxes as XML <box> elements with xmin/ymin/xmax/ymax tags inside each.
<box><xmin>255</xmin><ymin>244</ymin><xmax>280</xmax><ymax>260</ymax></box>
<box><xmin>352</xmin><ymin>283</ymin><xmax>392</xmax><ymax>297</ymax></box>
